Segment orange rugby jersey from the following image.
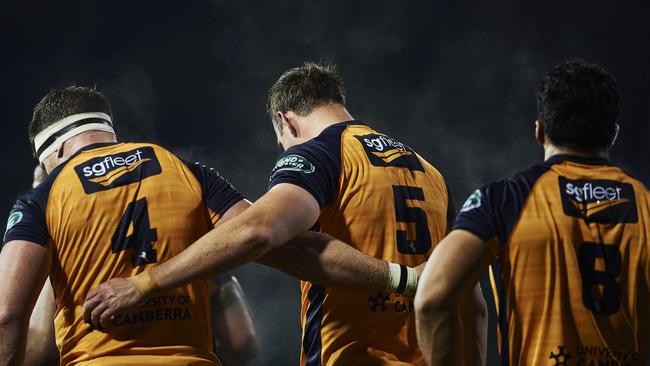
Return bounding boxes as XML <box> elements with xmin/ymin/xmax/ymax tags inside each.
<box><xmin>454</xmin><ymin>155</ymin><xmax>650</xmax><ymax>366</ymax></box>
<box><xmin>3</xmin><ymin>142</ymin><xmax>243</xmax><ymax>366</ymax></box>
<box><xmin>269</xmin><ymin>121</ymin><xmax>452</xmax><ymax>366</ymax></box>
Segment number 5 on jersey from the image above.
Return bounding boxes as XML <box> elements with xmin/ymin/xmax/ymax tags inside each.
<box><xmin>393</xmin><ymin>185</ymin><xmax>431</xmax><ymax>254</ymax></box>
<box><xmin>112</xmin><ymin>198</ymin><xmax>158</xmax><ymax>267</ymax></box>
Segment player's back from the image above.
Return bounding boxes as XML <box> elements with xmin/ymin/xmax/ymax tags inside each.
<box><xmin>10</xmin><ymin>142</ymin><xmax>241</xmax><ymax>366</ymax></box>
<box><xmin>463</xmin><ymin>155</ymin><xmax>650</xmax><ymax>365</ymax></box>
<box><xmin>270</xmin><ymin>121</ymin><xmax>451</xmax><ymax>365</ymax></box>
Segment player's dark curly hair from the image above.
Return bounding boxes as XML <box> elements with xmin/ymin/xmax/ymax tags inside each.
<box><xmin>267</xmin><ymin>62</ymin><xmax>346</xmax><ymax>130</ymax></box>
<box><xmin>536</xmin><ymin>59</ymin><xmax>619</xmax><ymax>152</ymax></box>
<box><xmin>29</xmin><ymin>86</ymin><xmax>113</xmax><ymax>154</ymax></box>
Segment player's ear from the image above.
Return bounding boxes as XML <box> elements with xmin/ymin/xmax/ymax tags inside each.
<box><xmin>534</xmin><ymin>120</ymin><xmax>545</xmax><ymax>146</ymax></box>
<box><xmin>610</xmin><ymin>123</ymin><xmax>620</xmax><ymax>148</ymax></box>
<box><xmin>283</xmin><ymin>112</ymin><xmax>299</xmax><ymax>138</ymax></box>
<box><xmin>276</xmin><ymin>112</ymin><xmax>297</xmax><ymax>137</ymax></box>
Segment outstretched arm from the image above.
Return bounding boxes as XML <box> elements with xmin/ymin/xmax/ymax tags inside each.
<box><xmin>83</xmin><ymin>184</ymin><xmax>420</xmax><ymax>327</ymax></box>
<box><xmin>224</xmin><ymin>199</ymin><xmax>399</xmax><ymax>292</ymax></box>
<box><xmin>414</xmin><ymin>230</ymin><xmax>491</xmax><ymax>366</ymax></box>
<box><xmin>0</xmin><ymin>241</ymin><xmax>51</xmax><ymax>366</ymax></box>
<box><xmin>259</xmin><ymin>232</ymin><xmax>399</xmax><ymax>291</ymax></box>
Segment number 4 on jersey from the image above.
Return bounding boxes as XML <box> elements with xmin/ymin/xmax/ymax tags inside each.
<box><xmin>112</xmin><ymin>198</ymin><xmax>158</xmax><ymax>267</ymax></box>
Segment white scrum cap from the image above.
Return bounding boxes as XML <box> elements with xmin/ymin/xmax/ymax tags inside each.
<box><xmin>33</xmin><ymin>112</ymin><xmax>115</xmax><ymax>163</ymax></box>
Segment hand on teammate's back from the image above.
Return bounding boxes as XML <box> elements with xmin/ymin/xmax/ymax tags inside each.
<box><xmin>83</xmin><ymin>277</ymin><xmax>144</xmax><ymax>328</ymax></box>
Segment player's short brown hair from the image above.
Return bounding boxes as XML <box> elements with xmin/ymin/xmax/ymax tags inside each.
<box><xmin>29</xmin><ymin>86</ymin><xmax>113</xmax><ymax>153</ymax></box>
<box><xmin>266</xmin><ymin>62</ymin><xmax>346</xmax><ymax>129</ymax></box>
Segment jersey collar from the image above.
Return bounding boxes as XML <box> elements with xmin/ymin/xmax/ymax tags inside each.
<box><xmin>328</xmin><ymin>120</ymin><xmax>366</xmax><ymax>128</ymax></box>
<box><xmin>545</xmin><ymin>154</ymin><xmax>611</xmax><ymax>166</ymax></box>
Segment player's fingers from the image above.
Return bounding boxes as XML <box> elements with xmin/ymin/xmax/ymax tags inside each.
<box><xmin>99</xmin><ymin>306</ymin><xmax>116</xmax><ymax>329</ymax></box>
<box><xmin>82</xmin><ymin>297</ymin><xmax>99</xmax><ymax>324</ymax></box>
<box><xmin>91</xmin><ymin>302</ymin><xmax>110</xmax><ymax>328</ymax></box>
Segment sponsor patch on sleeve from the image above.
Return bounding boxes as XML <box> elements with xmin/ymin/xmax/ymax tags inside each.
<box><xmin>271</xmin><ymin>154</ymin><xmax>315</xmax><ymax>178</ymax></box>
<box><xmin>4</xmin><ymin>211</ymin><xmax>23</xmax><ymax>235</ymax></box>
<box><xmin>460</xmin><ymin>189</ymin><xmax>482</xmax><ymax>213</ymax></box>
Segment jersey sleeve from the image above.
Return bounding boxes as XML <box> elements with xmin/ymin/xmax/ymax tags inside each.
<box><xmin>268</xmin><ymin>140</ymin><xmax>341</xmax><ymax>209</ymax></box>
<box><xmin>452</xmin><ymin>185</ymin><xmax>502</xmax><ymax>249</ymax></box>
<box><xmin>452</xmin><ymin>164</ymin><xmax>549</xmax><ymax>254</ymax></box>
<box><xmin>180</xmin><ymin>159</ymin><xmax>245</xmax><ymax>226</ymax></box>
<box><xmin>3</xmin><ymin>191</ymin><xmax>50</xmax><ymax>247</ymax></box>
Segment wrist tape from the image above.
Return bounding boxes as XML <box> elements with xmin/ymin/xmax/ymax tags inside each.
<box><xmin>386</xmin><ymin>262</ymin><xmax>418</xmax><ymax>296</ymax></box>
<box><xmin>129</xmin><ymin>271</ymin><xmax>159</xmax><ymax>296</ymax></box>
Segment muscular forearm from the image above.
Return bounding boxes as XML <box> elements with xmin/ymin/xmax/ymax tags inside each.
<box><xmin>458</xmin><ymin>285</ymin><xmax>487</xmax><ymax>366</ymax></box>
<box><xmin>149</xmin><ymin>223</ymin><xmax>275</xmax><ymax>293</ymax></box>
<box><xmin>141</xmin><ymin>190</ymin><xmax>316</xmax><ymax>294</ymax></box>
<box><xmin>0</xmin><ymin>314</ymin><xmax>28</xmax><ymax>366</ymax></box>
<box><xmin>258</xmin><ymin>232</ymin><xmax>389</xmax><ymax>291</ymax></box>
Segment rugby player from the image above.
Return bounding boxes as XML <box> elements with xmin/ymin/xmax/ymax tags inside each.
<box><xmin>21</xmin><ymin>167</ymin><xmax>260</xmax><ymax>366</ymax></box>
<box><xmin>83</xmin><ymin>63</ymin><xmax>487</xmax><ymax>365</ymax></box>
<box><xmin>415</xmin><ymin>59</ymin><xmax>650</xmax><ymax>365</ymax></box>
<box><xmin>0</xmin><ymin>86</ymin><xmax>424</xmax><ymax>365</ymax></box>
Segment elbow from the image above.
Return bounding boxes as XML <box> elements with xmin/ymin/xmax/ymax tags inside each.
<box><xmin>414</xmin><ymin>289</ymin><xmax>453</xmax><ymax>318</ymax></box>
<box><xmin>239</xmin><ymin>335</ymin><xmax>260</xmax><ymax>365</ymax></box>
<box><xmin>0</xmin><ymin>306</ymin><xmax>29</xmax><ymax>340</ymax></box>
<box><xmin>239</xmin><ymin>225</ymin><xmax>279</xmax><ymax>259</ymax></box>
<box><xmin>0</xmin><ymin>307</ymin><xmax>23</xmax><ymax>329</ymax></box>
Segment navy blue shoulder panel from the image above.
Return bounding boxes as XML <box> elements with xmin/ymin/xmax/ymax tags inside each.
<box><xmin>2</xmin><ymin>163</ymin><xmax>67</xmax><ymax>247</ymax></box>
<box><xmin>453</xmin><ymin>163</ymin><xmax>551</xmax><ymax>245</ymax></box>
<box><xmin>179</xmin><ymin>158</ymin><xmax>245</xmax><ymax>218</ymax></box>
<box><xmin>268</xmin><ymin>122</ymin><xmax>352</xmax><ymax>208</ymax></box>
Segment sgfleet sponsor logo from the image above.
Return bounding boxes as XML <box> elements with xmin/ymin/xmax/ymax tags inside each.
<box><xmin>564</xmin><ymin>182</ymin><xmax>623</xmax><ymax>203</ymax></box>
<box><xmin>558</xmin><ymin>176</ymin><xmax>637</xmax><ymax>223</ymax></box>
<box><xmin>355</xmin><ymin>133</ymin><xmax>423</xmax><ymax>171</ymax></box>
<box><xmin>363</xmin><ymin>135</ymin><xmax>408</xmax><ymax>152</ymax></box>
<box><xmin>81</xmin><ymin>149</ymin><xmax>147</xmax><ymax>182</ymax></box>
<box><xmin>74</xmin><ymin>146</ymin><xmax>162</xmax><ymax>194</ymax></box>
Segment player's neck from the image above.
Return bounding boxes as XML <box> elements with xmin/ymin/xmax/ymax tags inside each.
<box><xmin>301</xmin><ymin>104</ymin><xmax>354</xmax><ymax>138</ymax></box>
<box><xmin>543</xmin><ymin>144</ymin><xmax>609</xmax><ymax>161</ymax></box>
<box><xmin>43</xmin><ymin>132</ymin><xmax>117</xmax><ymax>173</ymax></box>
<box><xmin>59</xmin><ymin>132</ymin><xmax>117</xmax><ymax>162</ymax></box>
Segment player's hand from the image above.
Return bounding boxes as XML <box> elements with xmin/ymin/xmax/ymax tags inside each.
<box><xmin>82</xmin><ymin>277</ymin><xmax>145</xmax><ymax>329</ymax></box>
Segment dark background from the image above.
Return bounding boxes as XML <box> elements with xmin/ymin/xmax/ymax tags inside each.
<box><xmin>1</xmin><ymin>1</ymin><xmax>648</xmax><ymax>365</ymax></box>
